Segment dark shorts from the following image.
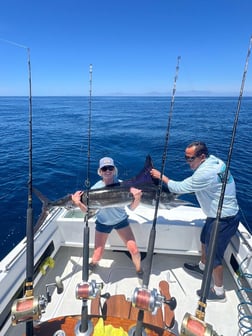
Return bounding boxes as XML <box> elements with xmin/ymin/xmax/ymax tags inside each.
<box><xmin>200</xmin><ymin>211</ymin><xmax>240</xmax><ymax>267</ymax></box>
<box><xmin>95</xmin><ymin>217</ymin><xmax>129</xmax><ymax>234</ymax></box>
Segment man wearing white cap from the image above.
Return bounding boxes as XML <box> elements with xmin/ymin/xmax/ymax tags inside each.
<box><xmin>72</xmin><ymin>157</ymin><xmax>143</xmax><ymax>277</ymax></box>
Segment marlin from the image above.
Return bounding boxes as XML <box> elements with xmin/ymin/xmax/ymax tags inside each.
<box><xmin>33</xmin><ymin>155</ymin><xmax>186</xmax><ymax>217</ymax></box>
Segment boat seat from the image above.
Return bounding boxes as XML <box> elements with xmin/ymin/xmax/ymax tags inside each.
<box><xmin>102</xmin><ymin>294</ymin><xmax>132</xmax><ymax>319</ymax></box>
<box><xmin>90</xmin><ymin>294</ymin><xmax>102</xmax><ymax>316</ymax></box>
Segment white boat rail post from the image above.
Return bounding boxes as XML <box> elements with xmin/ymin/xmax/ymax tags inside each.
<box><xmin>75</xmin><ymin>64</ymin><xmax>103</xmax><ymax>336</ymax></box>
<box><xmin>180</xmin><ymin>35</ymin><xmax>252</xmax><ymax>336</ymax></box>
<box><xmin>128</xmin><ymin>56</ymin><xmax>181</xmax><ymax>336</ymax></box>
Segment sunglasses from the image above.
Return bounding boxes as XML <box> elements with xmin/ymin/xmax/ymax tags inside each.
<box><xmin>101</xmin><ymin>165</ymin><xmax>114</xmax><ymax>172</ymax></box>
<box><xmin>185</xmin><ymin>155</ymin><xmax>197</xmax><ymax>162</ymax></box>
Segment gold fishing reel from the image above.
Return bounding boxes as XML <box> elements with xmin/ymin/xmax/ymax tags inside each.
<box><xmin>11</xmin><ymin>296</ymin><xmax>41</xmax><ymax>325</ymax></box>
<box><xmin>180</xmin><ymin>313</ymin><xmax>222</xmax><ymax>336</ymax></box>
<box><xmin>11</xmin><ymin>276</ymin><xmax>64</xmax><ymax>325</ymax></box>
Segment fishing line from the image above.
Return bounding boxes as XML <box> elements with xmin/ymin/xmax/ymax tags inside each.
<box><xmin>0</xmin><ymin>37</ymin><xmax>28</xmax><ymax>49</ymax></box>
<box><xmin>196</xmin><ymin>35</ymin><xmax>252</xmax><ymax>322</ymax></box>
<box><xmin>74</xmin><ymin>66</ymin><xmax>93</xmax><ymax>192</ymax></box>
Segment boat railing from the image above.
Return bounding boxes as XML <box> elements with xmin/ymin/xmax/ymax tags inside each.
<box><xmin>1</xmin><ymin>207</ymin><xmax>62</xmax><ymax>273</ymax></box>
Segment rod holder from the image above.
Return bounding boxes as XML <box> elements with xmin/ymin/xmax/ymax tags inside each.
<box><xmin>75</xmin><ymin>320</ymin><xmax>93</xmax><ymax>336</ymax></box>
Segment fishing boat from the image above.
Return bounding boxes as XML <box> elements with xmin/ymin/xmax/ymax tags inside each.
<box><xmin>0</xmin><ymin>197</ymin><xmax>252</xmax><ymax>336</ymax></box>
<box><xmin>1</xmin><ymin>38</ymin><xmax>252</xmax><ymax>336</ymax></box>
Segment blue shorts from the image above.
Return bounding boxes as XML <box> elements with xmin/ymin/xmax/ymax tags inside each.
<box><xmin>200</xmin><ymin>211</ymin><xmax>240</xmax><ymax>267</ymax></box>
<box><xmin>95</xmin><ymin>217</ymin><xmax>129</xmax><ymax>233</ymax></box>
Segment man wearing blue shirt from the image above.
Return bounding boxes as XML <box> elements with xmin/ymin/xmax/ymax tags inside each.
<box><xmin>151</xmin><ymin>141</ymin><xmax>240</xmax><ymax>302</ymax></box>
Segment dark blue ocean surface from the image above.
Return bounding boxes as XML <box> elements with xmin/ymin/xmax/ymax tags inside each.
<box><xmin>0</xmin><ymin>96</ymin><xmax>251</xmax><ymax>261</ymax></box>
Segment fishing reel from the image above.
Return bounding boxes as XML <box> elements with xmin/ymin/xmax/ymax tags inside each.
<box><xmin>180</xmin><ymin>313</ymin><xmax>222</xmax><ymax>336</ymax></box>
<box><xmin>130</xmin><ymin>287</ymin><xmax>176</xmax><ymax>314</ymax></box>
<box><xmin>76</xmin><ymin>279</ymin><xmax>103</xmax><ymax>300</ymax></box>
<box><xmin>11</xmin><ymin>276</ymin><xmax>64</xmax><ymax>325</ymax></box>
<box><xmin>75</xmin><ymin>280</ymin><xmax>109</xmax><ymax>336</ymax></box>
<box><xmin>11</xmin><ymin>296</ymin><xmax>43</xmax><ymax>325</ymax></box>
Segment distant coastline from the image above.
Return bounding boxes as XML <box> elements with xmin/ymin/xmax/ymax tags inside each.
<box><xmin>0</xmin><ymin>93</ymin><xmax>252</xmax><ymax>97</ymax></box>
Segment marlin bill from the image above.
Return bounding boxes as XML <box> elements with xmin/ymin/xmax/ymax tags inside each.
<box><xmin>33</xmin><ymin>155</ymin><xmax>187</xmax><ymax>214</ymax></box>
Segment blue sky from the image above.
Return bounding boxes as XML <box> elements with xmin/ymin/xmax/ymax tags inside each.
<box><xmin>0</xmin><ymin>0</ymin><xmax>252</xmax><ymax>96</ymax></box>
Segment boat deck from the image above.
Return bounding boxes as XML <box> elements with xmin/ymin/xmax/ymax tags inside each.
<box><xmin>7</xmin><ymin>245</ymin><xmax>241</xmax><ymax>336</ymax></box>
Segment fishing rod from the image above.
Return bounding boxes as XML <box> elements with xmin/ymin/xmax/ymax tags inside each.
<box><xmin>181</xmin><ymin>35</ymin><xmax>252</xmax><ymax>336</ymax></box>
<box><xmin>0</xmin><ymin>38</ymin><xmax>35</xmax><ymax>336</ymax></box>
<box><xmin>82</xmin><ymin>63</ymin><xmax>93</xmax><ymax>282</ymax></box>
<box><xmin>25</xmin><ymin>46</ymin><xmax>35</xmax><ymax>336</ymax></box>
<box><xmin>76</xmin><ymin>64</ymin><xmax>95</xmax><ymax>335</ymax></box>
<box><xmin>132</xmin><ymin>57</ymin><xmax>181</xmax><ymax>336</ymax></box>
<box><xmin>143</xmin><ymin>55</ymin><xmax>181</xmax><ymax>285</ymax></box>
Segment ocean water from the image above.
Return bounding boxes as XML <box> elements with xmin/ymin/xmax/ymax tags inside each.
<box><xmin>0</xmin><ymin>96</ymin><xmax>251</xmax><ymax>261</ymax></box>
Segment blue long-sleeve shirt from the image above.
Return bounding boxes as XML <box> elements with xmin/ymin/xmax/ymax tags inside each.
<box><xmin>167</xmin><ymin>155</ymin><xmax>239</xmax><ymax>218</ymax></box>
